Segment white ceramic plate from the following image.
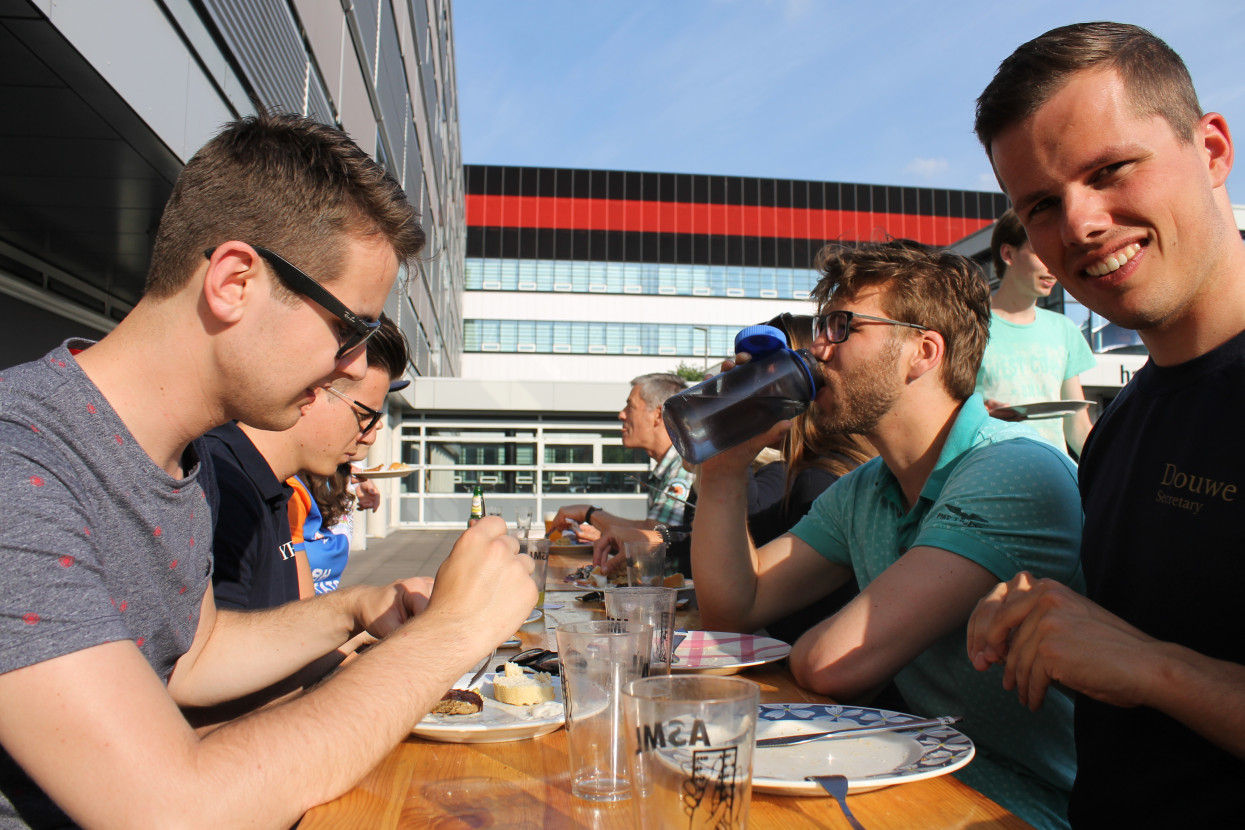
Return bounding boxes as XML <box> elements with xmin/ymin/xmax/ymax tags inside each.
<box><xmin>671</xmin><ymin>631</ymin><xmax>790</xmax><ymax>675</ymax></box>
<box><xmin>991</xmin><ymin>400</ymin><xmax>1092</xmax><ymax>420</ymax></box>
<box><xmin>412</xmin><ymin>672</ymin><xmax>565</xmax><ymax>744</ymax></box>
<box><xmin>353</xmin><ymin>464</ymin><xmax>417</xmax><ymax>479</ymax></box>
<box><xmin>523</xmin><ymin>608</ymin><xmax>542</xmax><ymax>624</ymax></box>
<box><xmin>752</xmin><ymin>704</ymin><xmax>975</xmax><ymax>795</ymax></box>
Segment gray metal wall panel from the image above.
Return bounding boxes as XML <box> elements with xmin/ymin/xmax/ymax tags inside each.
<box><xmin>203</xmin><ymin>0</ymin><xmax>334</xmax><ymax>124</ymax></box>
<box><xmin>375</xmin><ymin>0</ymin><xmax>408</xmax><ymax>159</ymax></box>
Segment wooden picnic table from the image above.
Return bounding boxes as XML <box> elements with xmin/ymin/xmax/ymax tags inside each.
<box><xmin>300</xmin><ymin>550</ymin><xmax>1032</xmax><ymax>829</ymax></box>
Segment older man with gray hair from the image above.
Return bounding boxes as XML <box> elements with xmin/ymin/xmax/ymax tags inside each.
<box><xmin>554</xmin><ymin>372</ymin><xmax>692</xmax><ymax>560</ymax></box>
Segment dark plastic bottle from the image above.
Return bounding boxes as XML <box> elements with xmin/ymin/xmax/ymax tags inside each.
<box><xmin>662</xmin><ymin>326</ymin><xmax>823</xmax><ymax>464</ymax></box>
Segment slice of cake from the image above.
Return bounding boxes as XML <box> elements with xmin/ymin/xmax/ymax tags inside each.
<box><xmin>491</xmin><ymin>661</ymin><xmax>555</xmax><ymax>706</ymax></box>
<box><xmin>432</xmin><ymin>688</ymin><xmax>484</xmax><ymax>715</ymax></box>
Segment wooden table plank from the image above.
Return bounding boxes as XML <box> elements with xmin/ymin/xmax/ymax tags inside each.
<box><xmin>300</xmin><ymin>554</ymin><xmax>1034</xmax><ymax>829</ymax></box>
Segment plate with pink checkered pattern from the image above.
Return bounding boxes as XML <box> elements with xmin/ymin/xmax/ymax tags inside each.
<box><xmin>671</xmin><ymin>631</ymin><xmax>791</xmax><ymax>675</ymax></box>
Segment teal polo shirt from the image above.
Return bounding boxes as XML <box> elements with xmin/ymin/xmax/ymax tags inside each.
<box><xmin>789</xmin><ymin>394</ymin><xmax>1083</xmax><ymax>830</ymax></box>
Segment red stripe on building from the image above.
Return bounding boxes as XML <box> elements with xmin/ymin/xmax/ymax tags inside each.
<box><xmin>467</xmin><ymin>194</ymin><xmax>994</xmax><ymax>247</ymax></box>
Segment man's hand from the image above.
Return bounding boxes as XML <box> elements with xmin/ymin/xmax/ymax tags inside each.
<box><xmin>553</xmin><ymin>505</ymin><xmax>589</xmax><ymax>529</ymax></box>
<box><xmin>421</xmin><ymin>517</ymin><xmax>535</xmax><ymax>651</ymax></box>
<box><xmin>576</xmin><ymin>522</ymin><xmax>601</xmax><ymax>542</ymax></box>
<box><xmin>983</xmin><ymin>398</ymin><xmax>1024</xmax><ymax>422</ymax></box>
<box><xmin>346</xmin><ymin>576</ymin><xmax>435</xmax><ymax>639</ymax></box>
<box><xmin>354</xmin><ymin>478</ymin><xmax>381</xmax><ymax>511</ymax></box>
<box><xmin>592</xmin><ymin>525</ymin><xmax>622</xmax><ymax>569</ymax></box>
<box><xmin>967</xmin><ymin>571</ymin><xmax>1158</xmax><ymax>711</ymax></box>
<box><xmin>591</xmin><ymin>524</ymin><xmax>650</xmax><ymax>572</ymax></box>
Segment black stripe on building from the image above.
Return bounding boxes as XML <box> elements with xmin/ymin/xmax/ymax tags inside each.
<box><xmin>465</xmin><ymin>165</ymin><xmax>1010</xmax><ymax>219</ymax></box>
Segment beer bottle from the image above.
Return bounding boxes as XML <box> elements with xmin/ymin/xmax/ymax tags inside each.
<box><xmin>468</xmin><ymin>484</ymin><xmax>485</xmax><ymax>527</ymax></box>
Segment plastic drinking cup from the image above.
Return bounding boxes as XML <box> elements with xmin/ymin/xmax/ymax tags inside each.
<box><xmin>604</xmin><ymin>587</ymin><xmax>678</xmax><ymax>675</ymax></box>
<box><xmin>623</xmin><ymin>675</ymin><xmax>760</xmax><ymax>828</ymax></box>
<box><xmin>624</xmin><ymin>539</ymin><xmax>667</xmax><ymax>587</ymax></box>
<box><xmin>555</xmin><ymin>620</ymin><xmax>653</xmax><ymax>801</ymax></box>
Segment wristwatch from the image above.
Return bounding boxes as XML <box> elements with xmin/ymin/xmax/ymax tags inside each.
<box><xmin>652</xmin><ymin>523</ymin><xmax>690</xmax><ymax>547</ymax></box>
<box><xmin>584</xmin><ymin>505</ymin><xmax>604</xmax><ymax>526</ymax></box>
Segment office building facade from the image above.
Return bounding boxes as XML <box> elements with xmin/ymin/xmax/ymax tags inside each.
<box><xmin>392</xmin><ymin>166</ymin><xmax>1010</xmax><ymax>527</ymax></box>
<box><xmin>2</xmin><ymin>0</ymin><xmax>464</xmax><ymax>536</ymax></box>
<box><xmin>461</xmin><ymin>164</ymin><xmax>1009</xmax><ymax>382</ymax></box>
<box><xmin>2</xmin><ymin>0</ymin><xmax>463</xmax><ymax>381</ymax></box>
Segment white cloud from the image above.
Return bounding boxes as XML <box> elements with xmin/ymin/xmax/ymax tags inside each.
<box><xmin>978</xmin><ymin>172</ymin><xmax>1003</xmax><ymax>193</ymax></box>
<box><xmin>904</xmin><ymin>157</ymin><xmax>950</xmax><ymax>178</ymax></box>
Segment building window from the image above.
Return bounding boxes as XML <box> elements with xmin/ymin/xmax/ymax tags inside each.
<box><xmin>398</xmin><ymin>419</ymin><xmax>650</xmax><ymax>526</ymax></box>
<box><xmin>464</xmin><ymin>258</ymin><xmax>819</xmax><ymax>300</ymax></box>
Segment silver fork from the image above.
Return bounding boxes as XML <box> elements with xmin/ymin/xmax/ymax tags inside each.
<box><xmin>806</xmin><ymin>775</ymin><xmax>866</xmax><ymax>830</ymax></box>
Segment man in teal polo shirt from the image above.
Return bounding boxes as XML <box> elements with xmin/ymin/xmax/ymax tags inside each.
<box><xmin>691</xmin><ymin>240</ymin><xmax>1083</xmax><ymax>830</ymax></box>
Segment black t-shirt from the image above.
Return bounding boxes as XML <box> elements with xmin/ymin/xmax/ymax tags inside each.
<box><xmin>748</xmin><ymin>463</ymin><xmax>838</xmax><ymax>547</ymax></box>
<box><xmin>203</xmin><ymin>423</ymin><xmax>300</xmax><ymax>610</ymax></box>
<box><xmin>1070</xmin><ymin>328</ymin><xmax>1245</xmax><ymax>826</ymax></box>
<box><xmin>744</xmin><ymin>463</ymin><xmax>860</xmax><ymax>644</ymax></box>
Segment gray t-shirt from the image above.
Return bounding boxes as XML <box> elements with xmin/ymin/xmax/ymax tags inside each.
<box><xmin>0</xmin><ymin>341</ymin><xmax>215</xmax><ymax>828</ymax></box>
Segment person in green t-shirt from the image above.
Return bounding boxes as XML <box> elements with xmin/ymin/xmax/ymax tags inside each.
<box><xmin>977</xmin><ymin>209</ymin><xmax>1097</xmax><ymax>454</ymax></box>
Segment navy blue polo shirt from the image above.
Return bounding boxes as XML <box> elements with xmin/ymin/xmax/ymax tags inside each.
<box><xmin>203</xmin><ymin>422</ymin><xmax>300</xmax><ymax>610</ymax></box>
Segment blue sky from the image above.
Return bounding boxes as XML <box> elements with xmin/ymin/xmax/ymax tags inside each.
<box><xmin>454</xmin><ymin>1</ymin><xmax>1245</xmax><ymax>198</ymax></box>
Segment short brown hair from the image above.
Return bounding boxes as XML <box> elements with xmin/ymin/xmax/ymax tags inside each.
<box><xmin>364</xmin><ymin>314</ymin><xmax>410</xmax><ymax>382</ymax></box>
<box><xmin>145</xmin><ymin>111</ymin><xmax>424</xmax><ymax>298</ymax></box>
<box><xmin>976</xmin><ymin>22</ymin><xmax>1202</xmax><ymax>157</ymax></box>
<box><xmin>811</xmin><ymin>240</ymin><xmax>990</xmax><ymax>401</ymax></box>
<box><xmin>990</xmin><ymin>209</ymin><xmax>1028</xmax><ymax>282</ymax></box>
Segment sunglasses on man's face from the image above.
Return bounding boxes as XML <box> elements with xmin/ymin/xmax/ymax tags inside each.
<box><xmin>325</xmin><ymin>386</ymin><xmax>383</xmax><ymax>436</ymax></box>
<box><xmin>203</xmin><ymin>245</ymin><xmax>381</xmax><ymax>360</ymax></box>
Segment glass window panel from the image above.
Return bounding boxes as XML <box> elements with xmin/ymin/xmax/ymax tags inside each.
<box><xmin>544</xmin><ymin>444</ymin><xmax>594</xmax><ymax>464</ymax></box>
<box><xmin>540</xmin><ymin>470</ymin><xmax>627</xmax><ymax>494</ymax></box>
<box><xmin>603</xmin><ymin>446</ymin><xmax>648</xmax><ymax>464</ymax></box>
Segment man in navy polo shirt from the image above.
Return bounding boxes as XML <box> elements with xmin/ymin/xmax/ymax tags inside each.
<box><xmin>206</xmin><ymin>316</ymin><xmax>407</xmax><ymax>610</ymax></box>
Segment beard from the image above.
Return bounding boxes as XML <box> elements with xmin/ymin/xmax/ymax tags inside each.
<box><xmin>819</xmin><ymin>335</ymin><xmax>904</xmax><ymax>435</ymax></box>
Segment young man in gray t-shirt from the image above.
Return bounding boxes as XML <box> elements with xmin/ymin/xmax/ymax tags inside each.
<box><xmin>0</xmin><ymin>114</ymin><xmax>536</xmax><ymax>829</ymax></box>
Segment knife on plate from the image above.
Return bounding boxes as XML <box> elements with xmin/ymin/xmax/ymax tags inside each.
<box><xmin>755</xmin><ymin>715</ymin><xmax>961</xmax><ymax>747</ymax></box>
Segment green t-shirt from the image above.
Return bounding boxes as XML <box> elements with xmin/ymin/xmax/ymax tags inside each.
<box><xmin>789</xmin><ymin>395</ymin><xmax>1083</xmax><ymax>830</ymax></box>
<box><xmin>976</xmin><ymin>308</ymin><xmax>1096</xmax><ymax>451</ymax></box>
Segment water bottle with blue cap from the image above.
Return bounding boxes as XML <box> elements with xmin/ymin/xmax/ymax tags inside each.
<box><xmin>662</xmin><ymin>324</ymin><xmax>824</xmax><ymax>464</ymax></box>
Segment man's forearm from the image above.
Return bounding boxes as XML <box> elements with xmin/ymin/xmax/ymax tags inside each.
<box><xmin>1066</xmin><ymin>410</ymin><xmax>1093</xmax><ymax>455</ymax></box>
<box><xmin>1144</xmin><ymin>642</ymin><xmax>1245</xmax><ymax>759</ymax></box>
<box><xmin>690</xmin><ymin>469</ymin><xmax>764</xmax><ymax>631</ymax></box>
<box><xmin>174</xmin><ymin>587</ymin><xmax>378</xmax><ymax>707</ymax></box>
<box><xmin>188</xmin><ymin>611</ymin><xmax>484</xmax><ymax>828</ymax></box>
<box><xmin>587</xmin><ymin>509</ymin><xmax>652</xmax><ymax>531</ymax></box>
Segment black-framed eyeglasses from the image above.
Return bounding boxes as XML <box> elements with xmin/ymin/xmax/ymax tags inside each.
<box><xmin>812</xmin><ymin>310</ymin><xmax>931</xmax><ymax>344</ymax></box>
<box><xmin>204</xmin><ymin>245</ymin><xmax>381</xmax><ymax>360</ymax></box>
<box><xmin>325</xmin><ymin>386</ymin><xmax>383</xmax><ymax>436</ymax></box>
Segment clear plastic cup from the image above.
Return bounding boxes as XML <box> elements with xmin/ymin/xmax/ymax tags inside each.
<box><xmin>555</xmin><ymin>620</ymin><xmax>652</xmax><ymax>801</ymax></box>
<box><xmin>623</xmin><ymin>675</ymin><xmax>760</xmax><ymax>828</ymax></box>
<box><xmin>604</xmin><ymin>587</ymin><xmax>678</xmax><ymax>675</ymax></box>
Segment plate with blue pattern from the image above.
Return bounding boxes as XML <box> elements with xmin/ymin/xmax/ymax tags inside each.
<box><xmin>752</xmin><ymin>704</ymin><xmax>975</xmax><ymax>795</ymax></box>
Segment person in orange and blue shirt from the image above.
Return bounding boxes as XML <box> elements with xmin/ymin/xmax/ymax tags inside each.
<box><xmin>208</xmin><ymin>317</ymin><xmax>408</xmax><ymax>607</ymax></box>
<box><xmin>288</xmin><ymin>377</ymin><xmax>407</xmax><ymax>595</ymax></box>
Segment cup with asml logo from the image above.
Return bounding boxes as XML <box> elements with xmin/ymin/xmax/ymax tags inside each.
<box><xmin>623</xmin><ymin>675</ymin><xmax>759</xmax><ymax>829</ymax></box>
